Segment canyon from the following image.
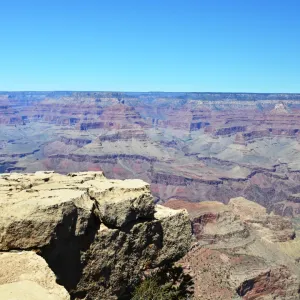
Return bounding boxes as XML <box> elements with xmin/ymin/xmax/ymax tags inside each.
<box><xmin>2</xmin><ymin>92</ymin><xmax>300</xmax><ymax>216</ymax></box>
<box><xmin>2</xmin><ymin>91</ymin><xmax>300</xmax><ymax>299</ymax></box>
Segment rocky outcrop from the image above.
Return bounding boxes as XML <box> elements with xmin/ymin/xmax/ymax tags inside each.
<box><xmin>166</xmin><ymin>198</ymin><xmax>300</xmax><ymax>299</ymax></box>
<box><xmin>229</xmin><ymin>197</ymin><xmax>295</xmax><ymax>242</ymax></box>
<box><xmin>60</xmin><ymin>136</ymin><xmax>92</xmax><ymax>147</ymax></box>
<box><xmin>0</xmin><ymin>171</ymin><xmax>191</xmax><ymax>299</ymax></box>
<box><xmin>78</xmin><ymin>104</ymin><xmax>149</xmax><ymax>131</ymax></box>
<box><xmin>0</xmin><ymin>251</ymin><xmax>69</xmax><ymax>300</ymax></box>
<box><xmin>164</xmin><ymin>200</ymin><xmax>249</xmax><ymax>244</ymax></box>
<box><xmin>235</xmin><ymin>265</ymin><xmax>300</xmax><ymax>300</ymax></box>
<box><xmin>98</xmin><ymin>129</ymin><xmax>148</xmax><ymax>142</ymax></box>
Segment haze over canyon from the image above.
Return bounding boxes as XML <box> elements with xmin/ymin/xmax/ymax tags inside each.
<box><xmin>2</xmin><ymin>91</ymin><xmax>300</xmax><ymax>216</ymax></box>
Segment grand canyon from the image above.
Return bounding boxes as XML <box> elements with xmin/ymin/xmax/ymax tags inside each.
<box><xmin>2</xmin><ymin>92</ymin><xmax>300</xmax><ymax>299</ymax></box>
<box><xmin>2</xmin><ymin>92</ymin><xmax>300</xmax><ymax>216</ymax></box>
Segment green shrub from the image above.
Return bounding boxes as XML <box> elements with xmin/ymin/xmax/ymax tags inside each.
<box><xmin>131</xmin><ymin>263</ymin><xmax>194</xmax><ymax>300</ymax></box>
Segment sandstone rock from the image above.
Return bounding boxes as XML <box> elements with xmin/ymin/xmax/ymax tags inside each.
<box><xmin>0</xmin><ymin>281</ymin><xmax>63</xmax><ymax>300</ymax></box>
<box><xmin>0</xmin><ymin>182</ymin><xmax>94</xmax><ymax>250</ymax></box>
<box><xmin>229</xmin><ymin>197</ymin><xmax>295</xmax><ymax>242</ymax></box>
<box><xmin>228</xmin><ymin>197</ymin><xmax>267</xmax><ymax>221</ymax></box>
<box><xmin>89</xmin><ymin>178</ymin><xmax>155</xmax><ymax>227</ymax></box>
<box><xmin>154</xmin><ymin>205</ymin><xmax>191</xmax><ymax>263</ymax></box>
<box><xmin>0</xmin><ymin>251</ymin><xmax>69</xmax><ymax>300</ymax></box>
<box><xmin>0</xmin><ymin>171</ymin><xmax>191</xmax><ymax>299</ymax></box>
<box><xmin>270</xmin><ymin>102</ymin><xmax>289</xmax><ymax>114</ymax></box>
<box><xmin>75</xmin><ymin>205</ymin><xmax>191</xmax><ymax>299</ymax></box>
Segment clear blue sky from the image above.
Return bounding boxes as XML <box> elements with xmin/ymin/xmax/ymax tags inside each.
<box><xmin>0</xmin><ymin>0</ymin><xmax>299</xmax><ymax>92</ymax></box>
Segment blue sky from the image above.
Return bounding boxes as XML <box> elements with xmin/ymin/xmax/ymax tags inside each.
<box><xmin>0</xmin><ymin>0</ymin><xmax>299</xmax><ymax>92</ymax></box>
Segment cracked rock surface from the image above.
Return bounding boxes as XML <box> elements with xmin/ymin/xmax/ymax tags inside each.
<box><xmin>0</xmin><ymin>171</ymin><xmax>191</xmax><ymax>299</ymax></box>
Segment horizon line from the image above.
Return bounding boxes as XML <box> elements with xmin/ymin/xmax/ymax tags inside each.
<box><xmin>1</xmin><ymin>90</ymin><xmax>300</xmax><ymax>94</ymax></box>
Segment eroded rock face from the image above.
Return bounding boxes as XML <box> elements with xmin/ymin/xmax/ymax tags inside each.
<box><xmin>235</xmin><ymin>265</ymin><xmax>300</xmax><ymax>300</ymax></box>
<box><xmin>229</xmin><ymin>197</ymin><xmax>295</xmax><ymax>242</ymax></box>
<box><xmin>165</xmin><ymin>198</ymin><xmax>300</xmax><ymax>300</ymax></box>
<box><xmin>0</xmin><ymin>171</ymin><xmax>191</xmax><ymax>300</ymax></box>
<box><xmin>164</xmin><ymin>200</ymin><xmax>250</xmax><ymax>246</ymax></box>
<box><xmin>5</xmin><ymin>92</ymin><xmax>300</xmax><ymax>217</ymax></box>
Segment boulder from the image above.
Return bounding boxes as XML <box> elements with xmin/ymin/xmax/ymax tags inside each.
<box><xmin>0</xmin><ymin>171</ymin><xmax>191</xmax><ymax>299</ymax></box>
<box><xmin>88</xmin><ymin>178</ymin><xmax>155</xmax><ymax>228</ymax></box>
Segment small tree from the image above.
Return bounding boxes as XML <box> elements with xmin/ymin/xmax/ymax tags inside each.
<box><xmin>131</xmin><ymin>263</ymin><xmax>194</xmax><ymax>300</ymax></box>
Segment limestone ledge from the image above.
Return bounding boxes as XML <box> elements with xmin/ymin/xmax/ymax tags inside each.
<box><xmin>0</xmin><ymin>171</ymin><xmax>191</xmax><ymax>299</ymax></box>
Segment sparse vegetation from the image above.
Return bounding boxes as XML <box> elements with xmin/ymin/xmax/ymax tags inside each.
<box><xmin>131</xmin><ymin>263</ymin><xmax>194</xmax><ymax>300</ymax></box>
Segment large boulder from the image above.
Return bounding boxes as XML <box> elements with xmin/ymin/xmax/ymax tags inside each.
<box><xmin>76</xmin><ymin>205</ymin><xmax>191</xmax><ymax>298</ymax></box>
<box><xmin>0</xmin><ymin>171</ymin><xmax>191</xmax><ymax>299</ymax></box>
<box><xmin>87</xmin><ymin>178</ymin><xmax>155</xmax><ymax>227</ymax></box>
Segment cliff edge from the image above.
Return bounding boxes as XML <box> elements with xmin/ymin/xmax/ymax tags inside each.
<box><xmin>0</xmin><ymin>171</ymin><xmax>191</xmax><ymax>299</ymax></box>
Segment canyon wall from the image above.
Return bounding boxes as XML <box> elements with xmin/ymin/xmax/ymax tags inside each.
<box><xmin>2</xmin><ymin>92</ymin><xmax>300</xmax><ymax>215</ymax></box>
<box><xmin>165</xmin><ymin>198</ymin><xmax>300</xmax><ymax>299</ymax></box>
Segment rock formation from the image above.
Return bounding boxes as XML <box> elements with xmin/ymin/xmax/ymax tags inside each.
<box><xmin>0</xmin><ymin>251</ymin><xmax>70</xmax><ymax>300</ymax></box>
<box><xmin>0</xmin><ymin>171</ymin><xmax>191</xmax><ymax>299</ymax></box>
<box><xmin>165</xmin><ymin>197</ymin><xmax>300</xmax><ymax>299</ymax></box>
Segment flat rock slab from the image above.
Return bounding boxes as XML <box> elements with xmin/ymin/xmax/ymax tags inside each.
<box><xmin>0</xmin><ymin>251</ymin><xmax>69</xmax><ymax>300</ymax></box>
<box><xmin>0</xmin><ymin>171</ymin><xmax>155</xmax><ymax>250</ymax></box>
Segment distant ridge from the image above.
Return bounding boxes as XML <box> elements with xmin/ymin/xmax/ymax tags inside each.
<box><xmin>1</xmin><ymin>91</ymin><xmax>300</xmax><ymax>101</ymax></box>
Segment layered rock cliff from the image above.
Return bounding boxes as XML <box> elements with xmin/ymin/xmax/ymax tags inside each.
<box><xmin>165</xmin><ymin>197</ymin><xmax>300</xmax><ymax>299</ymax></box>
<box><xmin>0</xmin><ymin>171</ymin><xmax>191</xmax><ymax>299</ymax></box>
<box><xmin>4</xmin><ymin>92</ymin><xmax>300</xmax><ymax>216</ymax></box>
